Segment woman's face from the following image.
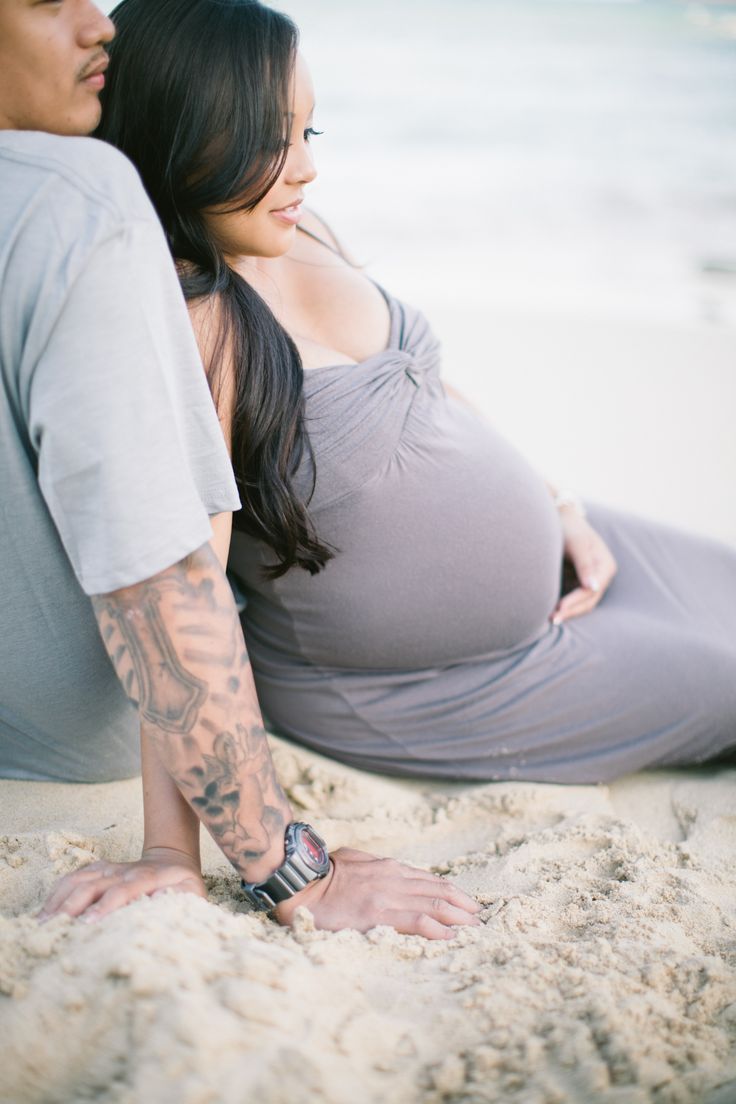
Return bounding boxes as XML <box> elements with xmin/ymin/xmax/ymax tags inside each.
<box><xmin>203</xmin><ymin>51</ymin><xmax>318</xmax><ymax>261</ymax></box>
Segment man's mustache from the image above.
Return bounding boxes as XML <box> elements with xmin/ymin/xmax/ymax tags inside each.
<box><xmin>77</xmin><ymin>50</ymin><xmax>110</xmax><ymax>83</ymax></box>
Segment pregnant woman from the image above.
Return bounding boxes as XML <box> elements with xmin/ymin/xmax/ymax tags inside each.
<box><xmin>99</xmin><ymin>0</ymin><xmax>736</xmax><ymax>788</ymax></box>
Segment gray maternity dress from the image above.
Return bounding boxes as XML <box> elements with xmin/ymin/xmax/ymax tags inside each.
<box><xmin>227</xmin><ymin>288</ymin><xmax>736</xmax><ymax>784</ymax></box>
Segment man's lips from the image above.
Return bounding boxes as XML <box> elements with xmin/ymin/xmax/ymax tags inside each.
<box><xmin>80</xmin><ymin>55</ymin><xmax>109</xmax><ymax>88</ymax></box>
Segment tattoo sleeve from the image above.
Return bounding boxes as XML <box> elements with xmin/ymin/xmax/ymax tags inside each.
<box><xmin>91</xmin><ymin>543</ymin><xmax>293</xmax><ymax>882</ymax></box>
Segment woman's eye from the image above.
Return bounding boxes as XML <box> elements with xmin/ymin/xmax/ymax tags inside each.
<box><xmin>304</xmin><ymin>128</ymin><xmax>324</xmax><ymax>143</ymax></box>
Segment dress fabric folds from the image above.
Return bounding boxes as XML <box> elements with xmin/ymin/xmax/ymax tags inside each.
<box><xmin>228</xmin><ymin>289</ymin><xmax>736</xmax><ymax>783</ymax></box>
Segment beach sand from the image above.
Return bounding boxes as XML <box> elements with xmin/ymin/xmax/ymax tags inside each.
<box><xmin>1</xmin><ymin>730</ymin><xmax>735</xmax><ymax>1104</ymax></box>
<box><xmin>2</xmin><ymin>288</ymin><xmax>735</xmax><ymax>1103</ymax></box>
<box><xmin>2</xmin><ymin>304</ymin><xmax>736</xmax><ymax>1103</ymax></box>
<box><xmin>7</xmin><ymin>3</ymin><xmax>736</xmax><ymax>1094</ymax></box>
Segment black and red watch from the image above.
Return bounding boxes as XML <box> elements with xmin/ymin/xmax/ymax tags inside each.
<box><xmin>241</xmin><ymin>821</ymin><xmax>330</xmax><ymax>912</ymax></box>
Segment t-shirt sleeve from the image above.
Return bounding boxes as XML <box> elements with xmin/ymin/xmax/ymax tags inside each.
<box><xmin>27</xmin><ymin>218</ymin><xmax>241</xmax><ymax>596</ymax></box>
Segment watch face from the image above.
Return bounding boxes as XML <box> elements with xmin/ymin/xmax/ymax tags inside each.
<box><xmin>296</xmin><ymin>824</ymin><xmax>329</xmax><ymax>873</ymax></box>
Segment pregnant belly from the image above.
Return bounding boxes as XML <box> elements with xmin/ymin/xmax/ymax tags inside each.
<box><xmin>242</xmin><ymin>406</ymin><xmax>565</xmax><ymax>670</ymax></box>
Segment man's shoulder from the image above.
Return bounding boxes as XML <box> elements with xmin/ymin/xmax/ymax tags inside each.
<box><xmin>0</xmin><ymin>131</ymin><xmax>153</xmax><ymax>226</ymax></box>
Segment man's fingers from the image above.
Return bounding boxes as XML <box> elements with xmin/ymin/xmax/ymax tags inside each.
<box><xmin>382</xmin><ymin>910</ymin><xmax>456</xmax><ymax>941</ymax></box>
<box><xmin>80</xmin><ymin>880</ymin><xmax>151</xmax><ymax>922</ymax></box>
<box><xmin>377</xmin><ymin>858</ymin><xmax>480</xmax><ymax>911</ymax></box>
<box><xmin>81</xmin><ymin>867</ymin><xmax>206</xmax><ymax>921</ymax></box>
<box><xmin>43</xmin><ymin>879</ymin><xmax>113</xmax><ymax>920</ymax></box>
<box><xmin>62</xmin><ymin>868</ymin><xmax>157</xmax><ymax>919</ymax></box>
<box><xmin>39</xmin><ymin>860</ymin><xmax>207</xmax><ymax>924</ymax></box>
<box><xmin>39</xmin><ymin>865</ymin><xmax>113</xmax><ymax>919</ymax></box>
<box><xmin>407</xmin><ymin>887</ymin><xmax>482</xmax><ymax>926</ymax></box>
<box><xmin>406</xmin><ymin>877</ymin><xmax>482</xmax><ymax>915</ymax></box>
<box><xmin>43</xmin><ymin>867</ymin><xmax>155</xmax><ymax>921</ymax></box>
<box><xmin>424</xmin><ymin>896</ymin><xmax>482</xmax><ymax>927</ymax></box>
<box><xmin>332</xmin><ymin>851</ymin><xmax>482</xmax><ymax>917</ymax></box>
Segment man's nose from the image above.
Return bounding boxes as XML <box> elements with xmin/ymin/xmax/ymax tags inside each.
<box><xmin>78</xmin><ymin>1</ymin><xmax>116</xmax><ymax>48</ymax></box>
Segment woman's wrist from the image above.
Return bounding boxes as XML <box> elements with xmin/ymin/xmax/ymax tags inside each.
<box><xmin>551</xmin><ymin>488</ymin><xmax>587</xmax><ymax>519</ymax></box>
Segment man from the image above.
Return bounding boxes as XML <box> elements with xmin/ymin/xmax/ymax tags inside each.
<box><xmin>0</xmin><ymin>0</ymin><xmax>480</xmax><ymax>938</ymax></box>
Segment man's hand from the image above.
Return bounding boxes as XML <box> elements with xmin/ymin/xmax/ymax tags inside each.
<box><xmin>37</xmin><ymin>847</ymin><xmax>206</xmax><ymax>924</ymax></box>
<box><xmin>550</xmin><ymin>510</ymin><xmax>618</xmax><ymax>625</ymax></box>
<box><xmin>273</xmin><ymin>847</ymin><xmax>483</xmax><ymax>941</ymax></box>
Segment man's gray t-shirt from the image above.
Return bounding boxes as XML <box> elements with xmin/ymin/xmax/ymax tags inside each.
<box><xmin>0</xmin><ymin>132</ymin><xmax>240</xmax><ymax>782</ymax></box>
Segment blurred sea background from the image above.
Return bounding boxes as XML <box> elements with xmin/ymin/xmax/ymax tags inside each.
<box><xmin>101</xmin><ymin>0</ymin><xmax>736</xmax><ymax>542</ymax></box>
<box><xmin>290</xmin><ymin>0</ymin><xmax>736</xmax><ymax>329</ymax></box>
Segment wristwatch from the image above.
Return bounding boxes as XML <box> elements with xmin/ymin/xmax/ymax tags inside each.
<box><xmin>241</xmin><ymin>821</ymin><xmax>330</xmax><ymax>912</ymax></box>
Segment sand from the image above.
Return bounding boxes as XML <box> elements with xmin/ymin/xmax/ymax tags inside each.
<box><xmin>2</xmin><ymin>263</ymin><xmax>735</xmax><ymax>1104</ymax></box>
<box><xmin>1</xmin><ymin>732</ymin><xmax>735</xmax><ymax>1104</ymax></box>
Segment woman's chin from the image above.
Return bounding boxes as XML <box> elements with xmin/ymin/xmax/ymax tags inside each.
<box><xmin>269</xmin><ymin>224</ymin><xmax>298</xmax><ymax>254</ymax></box>
<box><xmin>243</xmin><ymin>225</ymin><xmax>298</xmax><ymax>259</ymax></box>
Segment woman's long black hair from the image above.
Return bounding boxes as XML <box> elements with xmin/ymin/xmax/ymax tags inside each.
<box><xmin>97</xmin><ymin>0</ymin><xmax>333</xmax><ymax>578</ymax></box>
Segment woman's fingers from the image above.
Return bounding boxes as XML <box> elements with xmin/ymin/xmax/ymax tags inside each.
<box><xmin>552</xmin><ymin>555</ymin><xmax>617</xmax><ymax>623</ymax></box>
<box><xmin>555</xmin><ymin>517</ymin><xmax>619</xmax><ymax>625</ymax></box>
<box><xmin>552</xmin><ymin>585</ymin><xmax>600</xmax><ymax>624</ymax></box>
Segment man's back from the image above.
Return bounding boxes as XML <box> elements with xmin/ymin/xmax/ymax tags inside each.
<box><xmin>0</xmin><ymin>132</ymin><xmax>238</xmax><ymax>781</ymax></box>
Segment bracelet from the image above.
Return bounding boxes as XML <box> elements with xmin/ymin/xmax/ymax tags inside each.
<box><xmin>552</xmin><ymin>489</ymin><xmax>586</xmax><ymax>518</ymax></box>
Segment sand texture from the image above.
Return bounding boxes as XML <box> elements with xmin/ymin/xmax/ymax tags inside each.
<box><xmin>1</xmin><ymin>734</ymin><xmax>735</xmax><ymax>1104</ymax></box>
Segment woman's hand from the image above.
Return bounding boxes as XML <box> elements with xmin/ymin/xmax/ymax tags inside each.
<box><xmin>272</xmin><ymin>847</ymin><xmax>483</xmax><ymax>941</ymax></box>
<box><xmin>37</xmin><ymin>846</ymin><xmax>206</xmax><ymax>924</ymax></box>
<box><xmin>550</xmin><ymin>508</ymin><xmax>618</xmax><ymax>625</ymax></box>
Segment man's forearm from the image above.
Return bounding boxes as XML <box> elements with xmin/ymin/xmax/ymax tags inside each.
<box><xmin>91</xmin><ymin>544</ymin><xmax>292</xmax><ymax>883</ymax></box>
<box><xmin>140</xmin><ymin>724</ymin><xmax>201</xmax><ymax>863</ymax></box>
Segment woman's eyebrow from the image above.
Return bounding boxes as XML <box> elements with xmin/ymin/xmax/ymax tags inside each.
<box><xmin>286</xmin><ymin>103</ymin><xmax>316</xmax><ymax>121</ymax></box>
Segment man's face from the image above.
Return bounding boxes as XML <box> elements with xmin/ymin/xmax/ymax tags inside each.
<box><xmin>0</xmin><ymin>0</ymin><xmax>115</xmax><ymax>135</ymax></box>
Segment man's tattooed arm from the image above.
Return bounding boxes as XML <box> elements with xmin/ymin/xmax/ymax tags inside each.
<box><xmin>91</xmin><ymin>543</ymin><xmax>293</xmax><ymax>882</ymax></box>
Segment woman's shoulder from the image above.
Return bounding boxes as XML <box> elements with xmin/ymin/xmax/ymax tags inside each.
<box><xmin>295</xmin><ymin>209</ymin><xmax>359</xmax><ymax>266</ymax></box>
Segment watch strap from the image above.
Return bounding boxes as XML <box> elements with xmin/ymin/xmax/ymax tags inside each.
<box><xmin>241</xmin><ymin>821</ymin><xmax>329</xmax><ymax>912</ymax></box>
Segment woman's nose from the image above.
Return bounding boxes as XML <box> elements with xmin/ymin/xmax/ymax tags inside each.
<box><xmin>287</xmin><ymin>141</ymin><xmax>318</xmax><ymax>187</ymax></box>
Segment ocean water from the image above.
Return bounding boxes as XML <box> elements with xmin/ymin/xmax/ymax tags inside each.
<box><xmin>99</xmin><ymin>0</ymin><xmax>736</xmax><ymax>327</ymax></box>
<box><xmin>285</xmin><ymin>0</ymin><xmax>736</xmax><ymax>326</ymax></box>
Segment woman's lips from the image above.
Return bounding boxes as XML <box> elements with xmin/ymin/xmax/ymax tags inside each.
<box><xmin>83</xmin><ymin>73</ymin><xmax>106</xmax><ymax>91</ymax></box>
<box><xmin>270</xmin><ymin>202</ymin><xmax>303</xmax><ymax>226</ymax></box>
